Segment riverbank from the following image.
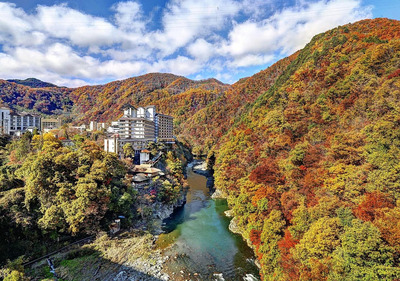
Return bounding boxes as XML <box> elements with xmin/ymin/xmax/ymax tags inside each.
<box><xmin>191</xmin><ymin>160</ymin><xmax>215</xmax><ymax>190</ymax></box>
<box><xmin>194</xmin><ymin>160</ymin><xmax>261</xmax><ymax>270</ymax></box>
<box><xmin>27</xmin><ymin>161</ymin><xmax>260</xmax><ymax>281</ymax></box>
<box><xmin>27</xmin><ymin>231</ymin><xmax>170</xmax><ymax>281</ymax></box>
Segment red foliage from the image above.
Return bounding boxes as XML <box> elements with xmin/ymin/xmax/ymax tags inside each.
<box><xmin>249</xmin><ymin>159</ymin><xmax>284</xmax><ymax>185</ymax></box>
<box><xmin>388</xmin><ymin>69</ymin><xmax>400</xmax><ymax>79</ymax></box>
<box><xmin>278</xmin><ymin>229</ymin><xmax>300</xmax><ymax>279</ymax></box>
<box><xmin>105</xmin><ymin>177</ymin><xmax>112</xmax><ymax>185</ymax></box>
<box><xmin>299</xmin><ymin>165</ymin><xmax>307</xmax><ymax>171</ymax></box>
<box><xmin>249</xmin><ymin>229</ymin><xmax>262</xmax><ymax>249</ymax></box>
<box><xmin>281</xmin><ymin>191</ymin><xmax>299</xmax><ymax>222</ymax></box>
<box><xmin>354</xmin><ymin>191</ymin><xmax>395</xmax><ymax>221</ymax></box>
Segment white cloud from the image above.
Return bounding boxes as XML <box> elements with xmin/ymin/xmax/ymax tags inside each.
<box><xmin>149</xmin><ymin>0</ymin><xmax>241</xmax><ymax>56</ymax></box>
<box><xmin>36</xmin><ymin>4</ymin><xmax>123</xmax><ymax>47</ymax></box>
<box><xmin>151</xmin><ymin>56</ymin><xmax>202</xmax><ymax>76</ymax></box>
<box><xmin>0</xmin><ymin>3</ymin><xmax>44</xmax><ymax>46</ymax></box>
<box><xmin>113</xmin><ymin>1</ymin><xmax>146</xmax><ymax>32</ymax></box>
<box><xmin>229</xmin><ymin>54</ymin><xmax>275</xmax><ymax>67</ymax></box>
<box><xmin>221</xmin><ymin>0</ymin><xmax>372</xmax><ymax>65</ymax></box>
<box><xmin>187</xmin><ymin>39</ymin><xmax>215</xmax><ymax>61</ymax></box>
<box><xmin>0</xmin><ymin>0</ymin><xmax>373</xmax><ymax>86</ymax></box>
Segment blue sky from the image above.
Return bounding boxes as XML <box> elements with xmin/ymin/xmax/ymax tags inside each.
<box><xmin>0</xmin><ymin>0</ymin><xmax>398</xmax><ymax>87</ymax></box>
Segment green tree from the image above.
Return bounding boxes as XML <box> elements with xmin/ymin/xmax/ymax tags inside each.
<box><xmin>123</xmin><ymin>143</ymin><xmax>135</xmax><ymax>158</ymax></box>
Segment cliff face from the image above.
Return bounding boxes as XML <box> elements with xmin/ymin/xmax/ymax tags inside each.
<box><xmin>213</xmin><ymin>18</ymin><xmax>400</xmax><ymax>280</ymax></box>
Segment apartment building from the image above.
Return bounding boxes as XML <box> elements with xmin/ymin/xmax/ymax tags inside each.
<box><xmin>104</xmin><ymin>105</ymin><xmax>174</xmax><ymax>160</ymax></box>
<box><xmin>9</xmin><ymin>112</ymin><xmax>41</xmax><ymax>135</ymax></box>
<box><xmin>0</xmin><ymin>106</ymin><xmax>41</xmax><ymax>135</ymax></box>
<box><xmin>155</xmin><ymin>113</ymin><xmax>174</xmax><ymax>142</ymax></box>
<box><xmin>0</xmin><ymin>106</ymin><xmax>10</xmax><ymax>134</ymax></box>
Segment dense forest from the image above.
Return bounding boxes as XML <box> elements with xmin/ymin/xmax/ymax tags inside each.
<box><xmin>213</xmin><ymin>18</ymin><xmax>400</xmax><ymax>280</ymax></box>
<box><xmin>0</xmin><ymin>18</ymin><xmax>400</xmax><ymax>280</ymax></box>
<box><xmin>0</xmin><ymin>132</ymin><xmax>187</xmax><ymax>275</ymax></box>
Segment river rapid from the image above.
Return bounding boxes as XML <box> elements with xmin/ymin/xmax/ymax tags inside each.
<box><xmin>156</xmin><ymin>162</ymin><xmax>260</xmax><ymax>281</ymax></box>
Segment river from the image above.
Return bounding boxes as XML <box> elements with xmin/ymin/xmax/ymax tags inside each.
<box><xmin>156</xmin><ymin>163</ymin><xmax>260</xmax><ymax>281</ymax></box>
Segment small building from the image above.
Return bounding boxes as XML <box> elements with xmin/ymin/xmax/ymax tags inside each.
<box><xmin>140</xmin><ymin>149</ymin><xmax>151</xmax><ymax>164</ymax></box>
<box><xmin>132</xmin><ymin>173</ymin><xmax>150</xmax><ymax>188</ymax></box>
<box><xmin>71</xmin><ymin>124</ymin><xmax>86</xmax><ymax>132</ymax></box>
<box><xmin>144</xmin><ymin>167</ymin><xmax>162</xmax><ymax>177</ymax></box>
<box><xmin>41</xmin><ymin>118</ymin><xmax>61</xmax><ymax>133</ymax></box>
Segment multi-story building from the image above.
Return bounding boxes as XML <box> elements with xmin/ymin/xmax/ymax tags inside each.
<box><xmin>0</xmin><ymin>106</ymin><xmax>41</xmax><ymax>135</ymax></box>
<box><xmin>104</xmin><ymin>105</ymin><xmax>174</xmax><ymax>161</ymax></box>
<box><xmin>9</xmin><ymin>112</ymin><xmax>41</xmax><ymax>135</ymax></box>
<box><xmin>41</xmin><ymin>118</ymin><xmax>61</xmax><ymax>132</ymax></box>
<box><xmin>0</xmin><ymin>106</ymin><xmax>11</xmax><ymax>134</ymax></box>
<box><xmin>155</xmin><ymin>113</ymin><xmax>174</xmax><ymax>142</ymax></box>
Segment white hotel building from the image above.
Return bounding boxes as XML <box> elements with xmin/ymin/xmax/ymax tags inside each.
<box><xmin>0</xmin><ymin>106</ymin><xmax>41</xmax><ymax>135</ymax></box>
<box><xmin>104</xmin><ymin>105</ymin><xmax>174</xmax><ymax>157</ymax></box>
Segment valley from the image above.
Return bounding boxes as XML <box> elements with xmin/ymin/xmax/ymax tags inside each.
<box><xmin>1</xmin><ymin>18</ymin><xmax>400</xmax><ymax>280</ymax></box>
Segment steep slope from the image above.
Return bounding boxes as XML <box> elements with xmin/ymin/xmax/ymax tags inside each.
<box><xmin>0</xmin><ymin>80</ymin><xmax>72</xmax><ymax>114</ymax></box>
<box><xmin>213</xmin><ymin>18</ymin><xmax>400</xmax><ymax>280</ymax></box>
<box><xmin>69</xmin><ymin>73</ymin><xmax>229</xmax><ymax>123</ymax></box>
<box><xmin>177</xmin><ymin>53</ymin><xmax>298</xmax><ymax>153</ymax></box>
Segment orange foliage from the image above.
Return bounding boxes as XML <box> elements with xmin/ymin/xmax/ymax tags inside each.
<box><xmin>249</xmin><ymin>159</ymin><xmax>284</xmax><ymax>185</ymax></box>
<box><xmin>278</xmin><ymin>230</ymin><xmax>299</xmax><ymax>280</ymax></box>
<box><xmin>354</xmin><ymin>191</ymin><xmax>395</xmax><ymax>222</ymax></box>
<box><xmin>249</xmin><ymin>229</ymin><xmax>262</xmax><ymax>249</ymax></box>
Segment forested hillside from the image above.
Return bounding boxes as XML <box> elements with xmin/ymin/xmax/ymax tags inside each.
<box><xmin>1</xmin><ymin>17</ymin><xmax>400</xmax><ymax>281</ymax></box>
<box><xmin>7</xmin><ymin>78</ymin><xmax>59</xmax><ymax>88</ymax></box>
<box><xmin>0</xmin><ymin>73</ymin><xmax>229</xmax><ymax>122</ymax></box>
<box><xmin>213</xmin><ymin>18</ymin><xmax>400</xmax><ymax>280</ymax></box>
<box><xmin>0</xmin><ymin>80</ymin><xmax>72</xmax><ymax>115</ymax></box>
<box><xmin>177</xmin><ymin>53</ymin><xmax>298</xmax><ymax>154</ymax></box>
<box><xmin>69</xmin><ymin>73</ymin><xmax>229</xmax><ymax>123</ymax></box>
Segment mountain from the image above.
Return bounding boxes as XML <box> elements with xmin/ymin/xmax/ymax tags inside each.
<box><xmin>7</xmin><ymin>78</ymin><xmax>59</xmax><ymax>88</ymax></box>
<box><xmin>0</xmin><ymin>80</ymin><xmax>72</xmax><ymax>115</ymax></box>
<box><xmin>176</xmin><ymin>52</ymin><xmax>298</xmax><ymax>154</ymax></box>
<box><xmin>0</xmin><ymin>17</ymin><xmax>400</xmax><ymax>281</ymax></box>
<box><xmin>0</xmin><ymin>73</ymin><xmax>228</xmax><ymax>118</ymax></box>
<box><xmin>212</xmin><ymin>18</ymin><xmax>400</xmax><ymax>280</ymax></box>
<box><xmin>68</xmin><ymin>73</ymin><xmax>229</xmax><ymax>123</ymax></box>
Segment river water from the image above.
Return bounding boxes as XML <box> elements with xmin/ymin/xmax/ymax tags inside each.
<box><xmin>157</xmin><ymin>164</ymin><xmax>260</xmax><ymax>281</ymax></box>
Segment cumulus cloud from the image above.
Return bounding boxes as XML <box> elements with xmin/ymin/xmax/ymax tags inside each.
<box><xmin>187</xmin><ymin>39</ymin><xmax>215</xmax><ymax>61</ymax></box>
<box><xmin>221</xmin><ymin>0</ymin><xmax>372</xmax><ymax>66</ymax></box>
<box><xmin>112</xmin><ymin>1</ymin><xmax>146</xmax><ymax>32</ymax></box>
<box><xmin>0</xmin><ymin>0</ymin><xmax>373</xmax><ymax>86</ymax></box>
<box><xmin>35</xmin><ymin>4</ymin><xmax>122</xmax><ymax>47</ymax></box>
<box><xmin>149</xmin><ymin>0</ymin><xmax>241</xmax><ymax>56</ymax></box>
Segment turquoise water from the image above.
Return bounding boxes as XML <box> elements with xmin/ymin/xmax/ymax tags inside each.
<box><xmin>157</xmin><ymin>166</ymin><xmax>260</xmax><ymax>281</ymax></box>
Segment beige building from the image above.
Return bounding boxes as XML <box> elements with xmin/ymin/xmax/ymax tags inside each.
<box><xmin>41</xmin><ymin>118</ymin><xmax>61</xmax><ymax>132</ymax></box>
<box><xmin>155</xmin><ymin>113</ymin><xmax>174</xmax><ymax>142</ymax></box>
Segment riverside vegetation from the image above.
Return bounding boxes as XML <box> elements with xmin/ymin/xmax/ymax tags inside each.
<box><xmin>0</xmin><ymin>18</ymin><xmax>400</xmax><ymax>280</ymax></box>
<box><xmin>0</xmin><ymin>132</ymin><xmax>188</xmax><ymax>280</ymax></box>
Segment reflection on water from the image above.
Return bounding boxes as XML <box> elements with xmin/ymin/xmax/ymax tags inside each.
<box><xmin>157</xmin><ymin>165</ymin><xmax>260</xmax><ymax>281</ymax></box>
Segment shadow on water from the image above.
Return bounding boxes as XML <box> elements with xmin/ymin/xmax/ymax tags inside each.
<box><xmin>157</xmin><ymin>165</ymin><xmax>260</xmax><ymax>281</ymax></box>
